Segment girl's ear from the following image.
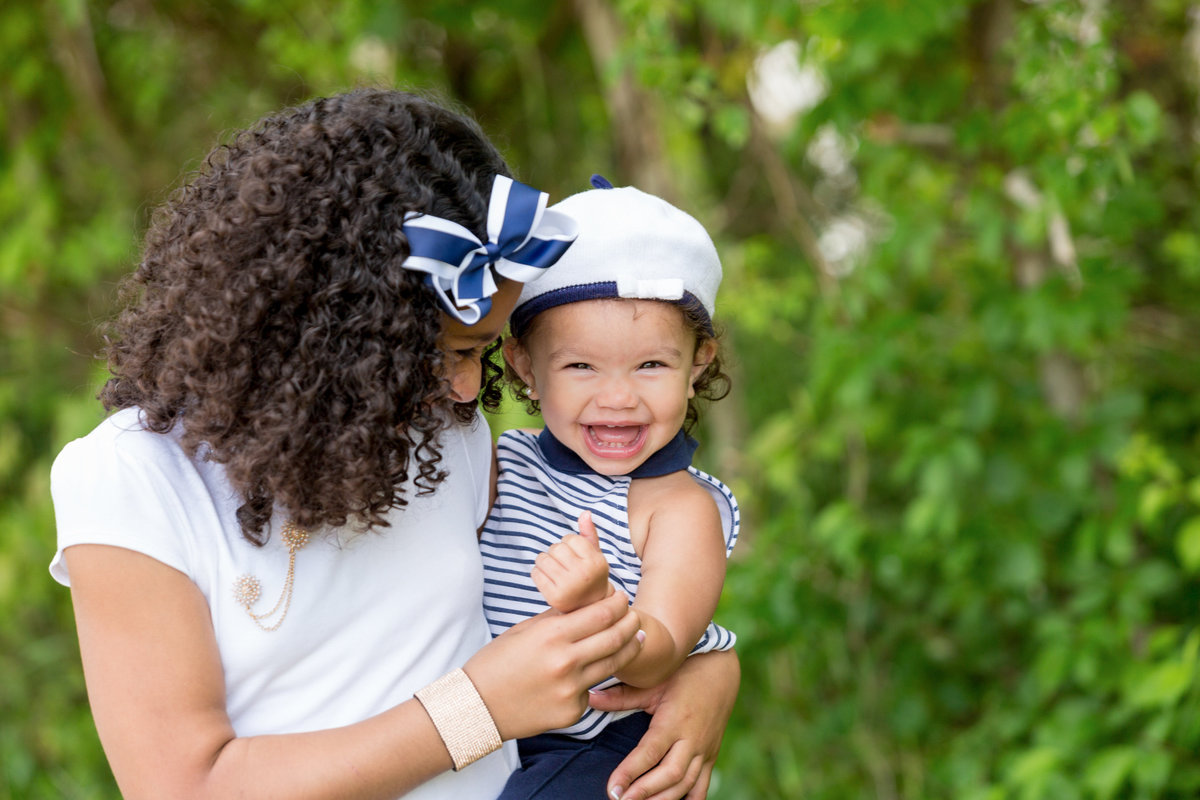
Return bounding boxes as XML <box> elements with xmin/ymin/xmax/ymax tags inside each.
<box><xmin>688</xmin><ymin>338</ymin><xmax>718</xmax><ymax>399</ymax></box>
<box><xmin>502</xmin><ymin>337</ymin><xmax>539</xmax><ymax>400</ymax></box>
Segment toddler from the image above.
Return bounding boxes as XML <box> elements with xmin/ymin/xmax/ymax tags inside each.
<box><xmin>480</xmin><ymin>178</ymin><xmax>739</xmax><ymax>799</ymax></box>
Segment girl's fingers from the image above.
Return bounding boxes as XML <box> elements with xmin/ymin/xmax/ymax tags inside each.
<box><xmin>588</xmin><ymin>682</ymin><xmax>664</xmax><ymax>714</ymax></box>
<box><xmin>605</xmin><ymin>721</ymin><xmax>671</xmax><ymax>800</ymax></box>
<box><xmin>574</xmin><ymin>604</ymin><xmax>642</xmax><ymax>686</ymax></box>
<box><xmin>683</xmin><ymin>764</ymin><xmax>714</xmax><ymax>800</ymax></box>
<box><xmin>619</xmin><ymin>742</ymin><xmax>703</xmax><ymax>800</ymax></box>
<box><xmin>642</xmin><ymin>756</ymin><xmax>704</xmax><ymax>800</ymax></box>
<box><xmin>549</xmin><ymin>589</ymin><xmax>630</xmax><ymax>641</ymax></box>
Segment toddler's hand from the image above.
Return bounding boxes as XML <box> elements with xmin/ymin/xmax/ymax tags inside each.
<box><xmin>532</xmin><ymin>511</ymin><xmax>613</xmax><ymax>612</ymax></box>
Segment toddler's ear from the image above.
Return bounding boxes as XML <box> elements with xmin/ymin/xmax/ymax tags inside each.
<box><xmin>690</xmin><ymin>338</ymin><xmax>717</xmax><ymax>394</ymax></box>
<box><xmin>502</xmin><ymin>337</ymin><xmax>538</xmax><ymax>399</ymax></box>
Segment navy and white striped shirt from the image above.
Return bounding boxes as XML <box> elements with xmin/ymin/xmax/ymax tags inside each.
<box><xmin>480</xmin><ymin>429</ymin><xmax>739</xmax><ymax>740</ymax></box>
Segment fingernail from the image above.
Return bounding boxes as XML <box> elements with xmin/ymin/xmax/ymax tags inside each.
<box><xmin>588</xmin><ymin>688</ymin><xmax>603</xmax><ymax>695</ymax></box>
<box><xmin>635</xmin><ymin>629</ymin><xmax>646</xmax><ymax>644</ymax></box>
<box><xmin>609</xmin><ymin>787</ymin><xmax>623</xmax><ymax>800</ymax></box>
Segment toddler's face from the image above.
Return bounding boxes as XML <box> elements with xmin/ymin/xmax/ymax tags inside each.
<box><xmin>506</xmin><ymin>299</ymin><xmax>713</xmax><ymax>476</ymax></box>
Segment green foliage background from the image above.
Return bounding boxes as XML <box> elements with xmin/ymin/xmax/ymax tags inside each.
<box><xmin>4</xmin><ymin>0</ymin><xmax>1200</xmax><ymax>797</ymax></box>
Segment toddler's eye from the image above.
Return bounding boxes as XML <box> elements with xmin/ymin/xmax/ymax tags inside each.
<box><xmin>639</xmin><ymin>360</ymin><xmax>665</xmax><ymax>369</ymax></box>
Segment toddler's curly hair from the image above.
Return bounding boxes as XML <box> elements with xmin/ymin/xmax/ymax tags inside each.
<box><xmin>100</xmin><ymin>88</ymin><xmax>510</xmax><ymax>544</ymax></box>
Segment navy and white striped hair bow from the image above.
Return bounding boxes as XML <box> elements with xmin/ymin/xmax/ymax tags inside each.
<box><xmin>400</xmin><ymin>175</ymin><xmax>578</xmax><ymax>324</ymax></box>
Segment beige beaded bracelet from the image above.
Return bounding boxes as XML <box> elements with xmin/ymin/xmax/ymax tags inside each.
<box><xmin>415</xmin><ymin>668</ymin><xmax>503</xmax><ymax>771</ymax></box>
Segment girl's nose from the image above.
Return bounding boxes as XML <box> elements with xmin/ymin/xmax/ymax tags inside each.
<box><xmin>448</xmin><ymin>359</ymin><xmax>482</xmax><ymax>403</ymax></box>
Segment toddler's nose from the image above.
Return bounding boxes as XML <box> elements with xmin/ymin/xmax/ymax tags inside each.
<box><xmin>595</xmin><ymin>376</ymin><xmax>636</xmax><ymax>409</ymax></box>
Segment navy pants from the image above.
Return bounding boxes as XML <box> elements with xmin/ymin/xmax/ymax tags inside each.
<box><xmin>497</xmin><ymin>712</ymin><xmax>652</xmax><ymax>799</ymax></box>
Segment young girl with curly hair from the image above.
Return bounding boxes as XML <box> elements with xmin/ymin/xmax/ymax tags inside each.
<box><xmin>48</xmin><ymin>89</ymin><xmax>737</xmax><ymax>800</ymax></box>
<box><xmin>480</xmin><ymin>180</ymin><xmax>739</xmax><ymax>799</ymax></box>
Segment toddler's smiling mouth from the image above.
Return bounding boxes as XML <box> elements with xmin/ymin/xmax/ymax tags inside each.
<box><xmin>583</xmin><ymin>424</ymin><xmax>648</xmax><ymax>458</ymax></box>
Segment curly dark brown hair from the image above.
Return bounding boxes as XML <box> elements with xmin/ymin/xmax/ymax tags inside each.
<box><xmin>100</xmin><ymin>88</ymin><xmax>512</xmax><ymax>544</ymax></box>
<box><xmin>503</xmin><ymin>298</ymin><xmax>731</xmax><ymax>434</ymax></box>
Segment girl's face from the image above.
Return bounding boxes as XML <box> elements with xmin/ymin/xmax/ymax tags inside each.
<box><xmin>504</xmin><ymin>299</ymin><xmax>715</xmax><ymax>476</ymax></box>
<box><xmin>438</xmin><ymin>279</ymin><xmax>523</xmax><ymax>403</ymax></box>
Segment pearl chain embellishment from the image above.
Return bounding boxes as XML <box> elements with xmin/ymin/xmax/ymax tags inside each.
<box><xmin>234</xmin><ymin>520</ymin><xmax>309</xmax><ymax>632</ymax></box>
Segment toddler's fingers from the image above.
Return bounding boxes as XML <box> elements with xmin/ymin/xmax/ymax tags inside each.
<box><xmin>562</xmin><ymin>536</ymin><xmax>605</xmax><ymax>565</ymax></box>
<box><xmin>576</xmin><ymin>510</ymin><xmax>601</xmax><ymax>548</ymax></box>
<box><xmin>530</xmin><ymin>562</ymin><xmax>553</xmax><ymax>591</ymax></box>
<box><xmin>534</xmin><ymin>550</ymin><xmax>570</xmax><ymax>582</ymax></box>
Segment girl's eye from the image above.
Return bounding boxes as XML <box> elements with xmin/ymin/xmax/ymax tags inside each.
<box><xmin>639</xmin><ymin>360</ymin><xmax>665</xmax><ymax>369</ymax></box>
<box><xmin>455</xmin><ymin>342</ymin><xmax>492</xmax><ymax>360</ymax></box>
<box><xmin>567</xmin><ymin>363</ymin><xmax>591</xmax><ymax>370</ymax></box>
<box><xmin>447</xmin><ymin>336</ymin><xmax>497</xmax><ymax>361</ymax></box>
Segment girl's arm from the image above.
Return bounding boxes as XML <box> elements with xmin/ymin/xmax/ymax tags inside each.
<box><xmin>65</xmin><ymin>543</ymin><xmax>641</xmax><ymax>800</ymax></box>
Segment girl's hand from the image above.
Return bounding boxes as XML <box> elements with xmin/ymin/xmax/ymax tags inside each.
<box><xmin>589</xmin><ymin>649</ymin><xmax>740</xmax><ymax>800</ymax></box>
<box><xmin>531</xmin><ymin>510</ymin><xmax>613</xmax><ymax>612</ymax></box>
<box><xmin>465</xmin><ymin>589</ymin><xmax>641</xmax><ymax>740</ymax></box>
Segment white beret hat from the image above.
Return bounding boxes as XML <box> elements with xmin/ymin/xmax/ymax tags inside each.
<box><xmin>509</xmin><ymin>178</ymin><xmax>722</xmax><ymax>336</ymax></box>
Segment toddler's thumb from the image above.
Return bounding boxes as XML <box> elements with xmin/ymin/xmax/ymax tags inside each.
<box><xmin>577</xmin><ymin>510</ymin><xmax>601</xmax><ymax>548</ymax></box>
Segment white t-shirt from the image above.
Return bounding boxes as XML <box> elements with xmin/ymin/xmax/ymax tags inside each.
<box><xmin>49</xmin><ymin>406</ymin><xmax>518</xmax><ymax>799</ymax></box>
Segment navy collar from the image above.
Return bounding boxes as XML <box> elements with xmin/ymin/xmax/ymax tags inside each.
<box><xmin>536</xmin><ymin>428</ymin><xmax>698</xmax><ymax>478</ymax></box>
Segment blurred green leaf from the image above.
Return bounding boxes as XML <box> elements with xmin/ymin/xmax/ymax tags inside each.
<box><xmin>1177</xmin><ymin>516</ymin><xmax>1200</xmax><ymax>573</ymax></box>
